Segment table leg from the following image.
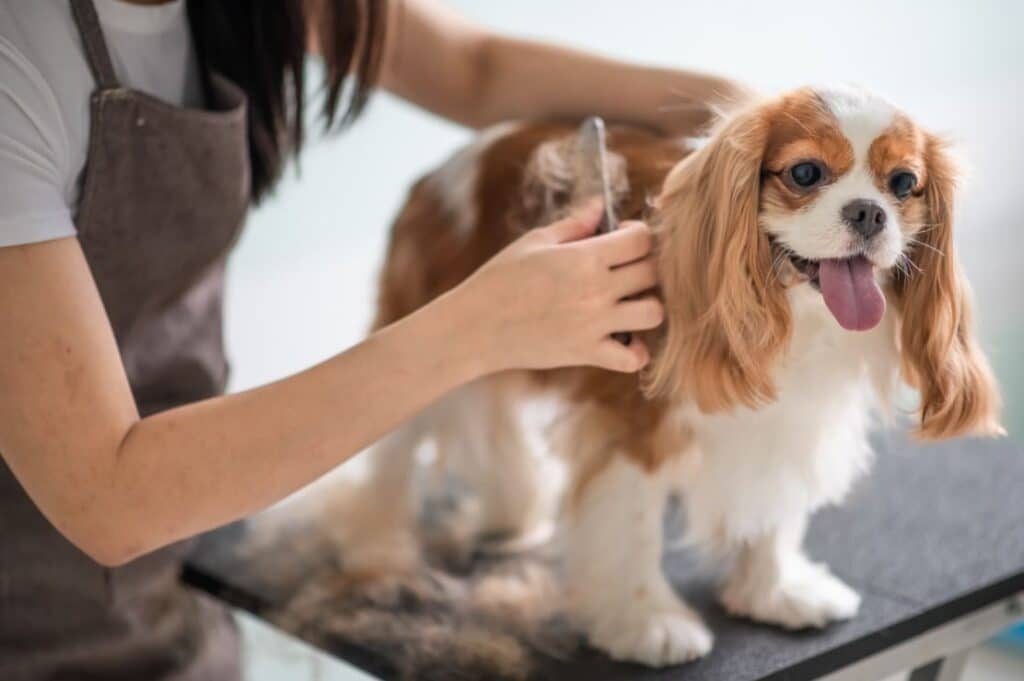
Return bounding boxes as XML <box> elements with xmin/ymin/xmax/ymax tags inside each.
<box><xmin>907</xmin><ymin>649</ymin><xmax>969</xmax><ymax>681</ymax></box>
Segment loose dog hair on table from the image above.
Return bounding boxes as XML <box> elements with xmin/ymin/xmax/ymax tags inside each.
<box><xmin>326</xmin><ymin>84</ymin><xmax>1003</xmax><ymax>667</ymax></box>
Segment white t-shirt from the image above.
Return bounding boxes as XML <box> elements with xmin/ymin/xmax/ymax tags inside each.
<box><xmin>0</xmin><ymin>0</ymin><xmax>202</xmax><ymax>247</ymax></box>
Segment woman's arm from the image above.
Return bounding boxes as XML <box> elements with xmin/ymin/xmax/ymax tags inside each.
<box><xmin>379</xmin><ymin>0</ymin><xmax>751</xmax><ymax>135</ymax></box>
<box><xmin>0</xmin><ymin>203</ymin><xmax>660</xmax><ymax>566</ymax></box>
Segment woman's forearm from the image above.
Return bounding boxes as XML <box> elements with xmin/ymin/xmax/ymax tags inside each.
<box><xmin>380</xmin><ymin>1</ymin><xmax>751</xmax><ymax>136</ymax></box>
<box><xmin>467</xmin><ymin>33</ymin><xmax>751</xmax><ymax>135</ymax></box>
<box><xmin>91</xmin><ymin>289</ymin><xmax>485</xmax><ymax>565</ymax></box>
<box><xmin>3</xmin><ymin>240</ymin><xmax>490</xmax><ymax>567</ymax></box>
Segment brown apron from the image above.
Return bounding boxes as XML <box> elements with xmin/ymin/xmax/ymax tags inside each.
<box><xmin>0</xmin><ymin>1</ymin><xmax>249</xmax><ymax>678</ymax></box>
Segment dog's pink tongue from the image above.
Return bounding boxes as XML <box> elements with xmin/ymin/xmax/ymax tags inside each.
<box><xmin>818</xmin><ymin>256</ymin><xmax>885</xmax><ymax>331</ymax></box>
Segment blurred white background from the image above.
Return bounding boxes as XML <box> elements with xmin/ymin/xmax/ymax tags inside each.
<box><xmin>227</xmin><ymin>2</ymin><xmax>1024</xmax><ymax>677</ymax></box>
<box><xmin>224</xmin><ymin>0</ymin><xmax>1024</xmax><ymax>437</ymax></box>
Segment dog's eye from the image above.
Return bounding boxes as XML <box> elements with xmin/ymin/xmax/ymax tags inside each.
<box><xmin>790</xmin><ymin>162</ymin><xmax>823</xmax><ymax>188</ymax></box>
<box><xmin>888</xmin><ymin>171</ymin><xmax>917</xmax><ymax>199</ymax></box>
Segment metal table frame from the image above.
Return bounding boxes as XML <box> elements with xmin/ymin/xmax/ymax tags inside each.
<box><xmin>823</xmin><ymin>593</ymin><xmax>1022</xmax><ymax>681</ymax></box>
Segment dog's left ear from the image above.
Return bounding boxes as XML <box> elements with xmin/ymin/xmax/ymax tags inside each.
<box><xmin>643</xmin><ymin>104</ymin><xmax>791</xmax><ymax>412</ymax></box>
<box><xmin>893</xmin><ymin>134</ymin><xmax>1003</xmax><ymax>439</ymax></box>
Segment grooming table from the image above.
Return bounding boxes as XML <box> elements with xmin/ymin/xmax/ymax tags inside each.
<box><xmin>185</xmin><ymin>432</ymin><xmax>1024</xmax><ymax>681</ymax></box>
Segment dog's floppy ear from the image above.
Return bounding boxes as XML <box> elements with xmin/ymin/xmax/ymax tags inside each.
<box><xmin>644</xmin><ymin>105</ymin><xmax>791</xmax><ymax>411</ymax></box>
<box><xmin>893</xmin><ymin>134</ymin><xmax>1003</xmax><ymax>439</ymax></box>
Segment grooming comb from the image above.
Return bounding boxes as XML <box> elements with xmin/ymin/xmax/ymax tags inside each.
<box><xmin>574</xmin><ymin>117</ymin><xmax>631</xmax><ymax>345</ymax></box>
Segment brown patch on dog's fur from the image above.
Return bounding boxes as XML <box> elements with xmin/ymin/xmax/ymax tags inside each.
<box><xmin>868</xmin><ymin>114</ymin><xmax>925</xmax><ymax>191</ymax></box>
<box><xmin>373</xmin><ymin>178</ymin><xmax>463</xmax><ymax>329</ymax></box>
<box><xmin>761</xmin><ymin>89</ymin><xmax>855</xmax><ymax>213</ymax></box>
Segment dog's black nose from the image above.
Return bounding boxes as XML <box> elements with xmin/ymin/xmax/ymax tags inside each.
<box><xmin>841</xmin><ymin>199</ymin><xmax>887</xmax><ymax>239</ymax></box>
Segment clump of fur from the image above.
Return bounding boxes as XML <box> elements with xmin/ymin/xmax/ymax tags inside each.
<box><xmin>273</xmin><ymin>556</ymin><xmax>577</xmax><ymax>681</ymax></box>
<box><xmin>240</xmin><ymin>473</ymin><xmax>577</xmax><ymax>681</ymax></box>
<box><xmin>522</xmin><ymin>134</ymin><xmax>629</xmax><ymax>226</ymax></box>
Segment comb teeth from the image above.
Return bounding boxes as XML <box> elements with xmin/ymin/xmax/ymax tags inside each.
<box><xmin>572</xmin><ymin>118</ymin><xmax>607</xmax><ymax>201</ymax></box>
<box><xmin>572</xmin><ymin>117</ymin><xmax>618</xmax><ymax>234</ymax></box>
<box><xmin>571</xmin><ymin>117</ymin><xmax>605</xmax><ymax>201</ymax></box>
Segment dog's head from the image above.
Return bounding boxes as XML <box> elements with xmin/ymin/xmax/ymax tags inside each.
<box><xmin>646</xmin><ymin>84</ymin><xmax>1002</xmax><ymax>439</ymax></box>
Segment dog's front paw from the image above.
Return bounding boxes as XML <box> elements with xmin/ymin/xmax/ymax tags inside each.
<box><xmin>722</xmin><ymin>562</ymin><xmax>860</xmax><ymax>630</ymax></box>
<box><xmin>585</xmin><ymin>604</ymin><xmax>713</xmax><ymax>667</ymax></box>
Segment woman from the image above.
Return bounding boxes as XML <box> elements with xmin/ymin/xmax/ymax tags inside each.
<box><xmin>0</xmin><ymin>0</ymin><xmax>743</xmax><ymax>678</ymax></box>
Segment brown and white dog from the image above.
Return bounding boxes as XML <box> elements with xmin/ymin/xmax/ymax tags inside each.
<box><xmin>336</xmin><ymin>85</ymin><xmax>1003</xmax><ymax>666</ymax></box>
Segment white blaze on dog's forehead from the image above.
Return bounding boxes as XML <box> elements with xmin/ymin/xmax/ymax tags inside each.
<box><xmin>427</xmin><ymin>121</ymin><xmax>522</xmax><ymax>236</ymax></box>
<box><xmin>816</xmin><ymin>85</ymin><xmax>897</xmax><ymax>164</ymax></box>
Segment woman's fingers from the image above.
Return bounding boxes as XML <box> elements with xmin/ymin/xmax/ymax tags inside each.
<box><xmin>607</xmin><ymin>296</ymin><xmax>664</xmax><ymax>334</ymax></box>
<box><xmin>592</xmin><ymin>337</ymin><xmax>651</xmax><ymax>373</ymax></box>
<box><xmin>610</xmin><ymin>257</ymin><xmax>658</xmax><ymax>299</ymax></box>
<box><xmin>539</xmin><ymin>198</ymin><xmax>604</xmax><ymax>244</ymax></box>
<box><xmin>588</xmin><ymin>220</ymin><xmax>653</xmax><ymax>266</ymax></box>
<box><xmin>473</xmin><ymin>205</ymin><xmax>661</xmax><ymax>373</ymax></box>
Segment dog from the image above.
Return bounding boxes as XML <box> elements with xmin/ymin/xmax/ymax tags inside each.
<box><xmin>332</xmin><ymin>84</ymin><xmax>1003</xmax><ymax>667</ymax></box>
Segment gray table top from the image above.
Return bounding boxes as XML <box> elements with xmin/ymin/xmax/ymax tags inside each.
<box><xmin>186</xmin><ymin>432</ymin><xmax>1024</xmax><ymax>681</ymax></box>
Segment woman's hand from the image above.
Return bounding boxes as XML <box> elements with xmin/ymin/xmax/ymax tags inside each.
<box><xmin>450</xmin><ymin>200</ymin><xmax>664</xmax><ymax>374</ymax></box>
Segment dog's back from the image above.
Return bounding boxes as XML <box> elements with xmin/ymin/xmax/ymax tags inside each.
<box><xmin>373</xmin><ymin>121</ymin><xmax>688</xmax><ymax>330</ymax></box>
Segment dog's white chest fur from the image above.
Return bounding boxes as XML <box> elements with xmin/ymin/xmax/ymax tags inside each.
<box><xmin>682</xmin><ymin>286</ymin><xmax>896</xmax><ymax>546</ymax></box>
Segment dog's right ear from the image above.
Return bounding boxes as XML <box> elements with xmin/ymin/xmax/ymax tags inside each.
<box><xmin>643</xmin><ymin>106</ymin><xmax>791</xmax><ymax>412</ymax></box>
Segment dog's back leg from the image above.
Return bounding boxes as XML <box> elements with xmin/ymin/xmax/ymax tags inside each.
<box><xmin>432</xmin><ymin>374</ymin><xmax>557</xmax><ymax>553</ymax></box>
<box><xmin>567</xmin><ymin>454</ymin><xmax>712</xmax><ymax>666</ymax></box>
<box><xmin>562</xmin><ymin>413</ymin><xmax>712</xmax><ymax>667</ymax></box>
<box><xmin>324</xmin><ymin>416</ymin><xmax>427</xmax><ymax>578</ymax></box>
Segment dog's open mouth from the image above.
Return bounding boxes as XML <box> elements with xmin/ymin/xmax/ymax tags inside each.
<box><xmin>788</xmin><ymin>253</ymin><xmax>886</xmax><ymax>332</ymax></box>
<box><xmin>789</xmin><ymin>254</ymin><xmax>821</xmax><ymax>286</ymax></box>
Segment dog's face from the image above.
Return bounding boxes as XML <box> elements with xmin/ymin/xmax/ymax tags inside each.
<box><xmin>646</xmin><ymin>85</ymin><xmax>1002</xmax><ymax>439</ymax></box>
<box><xmin>760</xmin><ymin>86</ymin><xmax>929</xmax><ymax>331</ymax></box>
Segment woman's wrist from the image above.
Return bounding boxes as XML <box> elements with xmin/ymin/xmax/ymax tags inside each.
<box><xmin>383</xmin><ymin>284</ymin><xmax>498</xmax><ymax>390</ymax></box>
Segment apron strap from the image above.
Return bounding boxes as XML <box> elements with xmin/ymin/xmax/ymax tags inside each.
<box><xmin>69</xmin><ymin>0</ymin><xmax>120</xmax><ymax>90</ymax></box>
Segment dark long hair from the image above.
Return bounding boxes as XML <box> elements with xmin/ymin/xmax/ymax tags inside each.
<box><xmin>186</xmin><ymin>0</ymin><xmax>388</xmax><ymax>202</ymax></box>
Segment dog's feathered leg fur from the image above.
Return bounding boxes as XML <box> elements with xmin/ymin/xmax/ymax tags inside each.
<box><xmin>565</xmin><ymin>453</ymin><xmax>712</xmax><ymax>666</ymax></box>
